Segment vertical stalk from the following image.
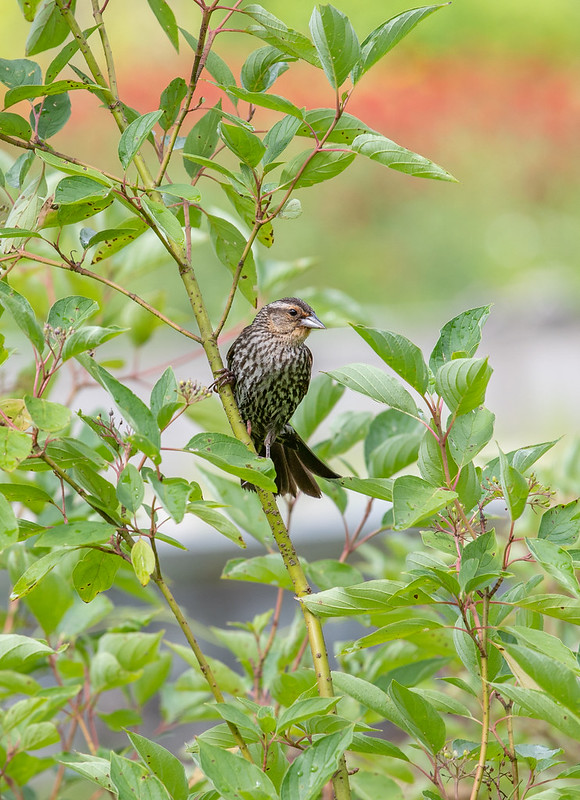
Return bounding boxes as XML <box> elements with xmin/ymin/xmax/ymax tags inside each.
<box><xmin>505</xmin><ymin>703</ymin><xmax>520</xmax><ymax>800</ymax></box>
<box><xmin>470</xmin><ymin>591</ymin><xmax>491</xmax><ymax>800</ymax></box>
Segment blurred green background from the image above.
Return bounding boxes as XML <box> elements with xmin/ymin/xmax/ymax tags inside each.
<box><xmin>2</xmin><ymin>0</ymin><xmax>580</xmax><ymax>443</ymax></box>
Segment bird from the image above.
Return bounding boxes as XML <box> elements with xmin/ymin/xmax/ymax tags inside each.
<box><xmin>222</xmin><ymin>297</ymin><xmax>340</xmax><ymax>497</ymax></box>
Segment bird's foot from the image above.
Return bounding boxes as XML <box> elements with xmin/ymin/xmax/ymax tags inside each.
<box><xmin>210</xmin><ymin>367</ymin><xmax>235</xmax><ymax>393</ymax></box>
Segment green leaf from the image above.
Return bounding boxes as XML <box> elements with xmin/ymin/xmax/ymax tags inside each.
<box><xmin>306</xmin><ymin>558</ymin><xmax>363</xmax><ymax>590</ymax></box>
<box><xmin>430</xmin><ymin>305</ymin><xmax>491</xmax><ymax>373</ymax></box>
<box><xmin>158</xmin><ymin>76</ymin><xmax>187</xmax><ymax>130</ymax></box>
<box><xmin>331</xmin><ymin>671</ymin><xmax>401</xmax><ymax>724</ymax></box>
<box><xmin>47</xmin><ymin>295</ymin><xmax>98</xmax><ymax>328</ymax></box>
<box><xmin>158</xmin><ymin>182</ymin><xmax>201</xmax><ymax>203</ymax></box>
<box><xmin>146</xmin><ymin>0</ymin><xmax>179</xmax><ymax>51</ymax></box>
<box><xmin>45</xmin><ymin>25</ymin><xmax>98</xmax><ymax>82</ymax></box>
<box><xmin>352</xmin><ymin>5</ymin><xmax>445</xmax><ymax>83</ymax></box>
<box><xmin>142</xmin><ymin>196</ymin><xmax>184</xmax><ymax>245</ymax></box>
<box><xmin>73</xmin><ymin>548</ymin><xmax>120</xmax><ymax>602</ymax></box>
<box><xmin>24</xmin><ymin>395</ymin><xmax>70</xmax><ymax>432</ymax></box>
<box><xmin>301</xmin><ymin>578</ymin><xmax>432</xmax><ymax>618</ymax></box>
<box><xmin>326</xmin><ymin>363</ymin><xmax>418</xmax><ymax>416</ymax></box>
<box><xmin>90</xmin><ymin>219</ymin><xmax>149</xmax><ymax>263</ymax></box>
<box><xmin>145</xmin><ymin>472</ymin><xmax>191</xmax><ymax>523</ymax></box>
<box><xmin>512</xmin><ymin>594</ymin><xmax>580</xmax><ymax>625</ymax></box>
<box><xmin>131</xmin><ymin>537</ymin><xmax>156</xmax><ymax>587</ymax></box>
<box><xmin>241</xmin><ymin>45</ymin><xmax>290</xmax><ymax>92</ymax></box>
<box><xmin>0</xmin><ymin>57</ymin><xmax>42</xmax><ymax>87</ymax></box>
<box><xmin>0</xmin><ymin>428</ymin><xmax>32</xmax><ymax>472</ymax></box>
<box><xmin>20</xmin><ymin>721</ymin><xmax>60</xmax><ymax>751</ymax></box>
<box><xmin>352</xmin><ymin>324</ymin><xmax>429</xmax><ymax>393</ymax></box>
<box><xmin>500</xmin><ymin>642</ymin><xmax>580</xmax><ymax>713</ymax></box>
<box><xmin>280</xmin><ymin>148</ymin><xmax>355</xmax><ymax>189</ymax></box>
<box><xmin>219</xmin><ymin>121</ymin><xmax>266</xmax><ymax>167</ymax></box>
<box><xmin>502</xmin><ymin>625</ymin><xmax>580</xmax><ymax>674</ymax></box>
<box><xmin>392</xmin><ymin>475</ymin><xmax>457</xmax><ymax>530</ymax></box>
<box><xmin>309</xmin><ymin>5</ymin><xmax>360</xmax><ymax>88</ymax></box>
<box><xmin>527</xmin><ymin>538</ymin><xmax>580</xmax><ymax>597</ymax></box>
<box><xmin>35</xmin><ymin>149</ymin><xmax>114</xmax><ymax>186</ymax></box>
<box><xmin>351</xmin><ymin>772</ymin><xmax>404</xmax><ymax>800</ymax></box>
<box><xmin>0</xmin><ymin>494</ymin><xmax>19</xmax><ymax>550</ymax></box>
<box><xmin>0</xmin><ymin>281</ymin><xmax>44</xmax><ymax>352</ymax></box>
<box><xmin>351</xmin><ymin>132</ymin><xmax>456</xmax><ymax>181</ymax></box>
<box><xmin>243</xmin><ymin>5</ymin><xmax>320</xmax><ymax>66</ymax></box>
<box><xmin>0</xmin><ymin>112</ymin><xmax>32</xmax><ymax>140</ymax></box>
<box><xmin>222</xmin><ymin>554</ymin><xmax>293</xmax><ymax>590</ymax></box>
<box><xmin>61</xmin><ymin>325</ymin><xmax>126</xmax><ymax>360</ymax></box>
<box><xmin>111</xmin><ymin>752</ymin><xmax>171</xmax><ymax>800</ymax></box>
<box><xmin>77</xmin><ymin>355</ymin><xmax>161</xmax><ymax>460</ymax></box>
<box><xmin>58</xmin><ymin>755</ymin><xmax>116</xmax><ymax>792</ymax></box>
<box><xmin>182</xmin><ymin>102</ymin><xmax>222</xmax><ymax>178</ymax></box>
<box><xmin>263</xmin><ymin>114</ymin><xmax>301</xmax><ymax>164</ymax></box>
<box><xmin>4</xmin><ymin>78</ymin><xmax>95</xmax><ymax>106</ymax></box>
<box><xmin>389</xmin><ymin>680</ymin><xmax>445</xmax><ymax>753</ymax></box>
<box><xmin>207</xmin><ymin>215</ymin><xmax>258</xmax><ymax>306</ymax></box>
<box><xmin>447</xmin><ymin>407</ymin><xmax>495</xmax><ymax>467</ymax></box>
<box><xmin>435</xmin><ymin>357</ymin><xmax>492</xmax><ymax>415</ymax></box>
<box><xmin>10</xmin><ymin>549</ymin><xmax>67</xmax><ymax>599</ymax></box>
<box><xmin>26</xmin><ymin>0</ymin><xmax>76</xmax><ymax>56</ymax></box>
<box><xmin>54</xmin><ymin>175</ymin><xmax>110</xmax><ymax>205</ymax></box>
<box><xmin>364</xmin><ymin>410</ymin><xmax>423</xmax><ymax>478</ymax></box>
<box><xmin>117</xmin><ymin>464</ymin><xmax>144</xmax><ymax>513</ymax></box>
<box><xmin>344</xmin><ymin>618</ymin><xmax>444</xmax><ymax>653</ymax></box>
<box><xmin>276</xmin><ymin>697</ymin><xmax>340</xmax><ymax>732</ymax></box>
<box><xmin>198</xmin><ymin>741</ymin><xmax>278</xmax><ymax>800</ymax></box>
<box><xmin>291</xmin><ymin>373</ymin><xmax>344</xmax><ymax>440</ymax></box>
<box><xmin>280</xmin><ymin>726</ymin><xmax>355</xmax><ymax>800</ymax></box>
<box><xmin>539</xmin><ymin>500</ymin><xmax>580</xmax><ymax>546</ymax></box>
<box><xmin>188</xmin><ymin>501</ymin><xmax>245</xmax><ymax>548</ymax></box>
<box><xmin>127</xmin><ymin>731</ymin><xmax>188</xmax><ymax>800</ymax></box>
<box><xmin>118</xmin><ymin>110</ymin><xmax>163</xmax><ymax>169</ymax></box>
<box><xmin>224</xmin><ymin>86</ymin><xmax>304</xmax><ymax>119</ymax></box>
<box><xmin>498</xmin><ymin>447</ymin><xmax>529</xmax><ymax>521</ymax></box>
<box><xmin>349</xmin><ymin>733</ymin><xmax>408</xmax><ymax>761</ymax></box>
<box><xmin>31</xmin><ymin>91</ymin><xmax>71</xmax><ymax>139</ymax></box>
<box><xmin>489</xmin><ymin>683</ymin><xmax>580</xmax><ymax>741</ymax></box>
<box><xmin>0</xmin><ymin>634</ymin><xmax>53</xmax><ymax>670</ymax></box>
<box><xmin>186</xmin><ymin>432</ymin><xmax>276</xmax><ymax>491</ymax></box>
<box><xmin>336</xmin><ymin>476</ymin><xmax>393</xmax><ymax>501</ymax></box>
<box><xmin>35</xmin><ymin>520</ymin><xmax>116</xmax><ymax>548</ymax></box>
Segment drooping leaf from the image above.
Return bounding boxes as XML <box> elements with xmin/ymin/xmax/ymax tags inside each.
<box><xmin>0</xmin><ymin>112</ymin><xmax>32</xmax><ymax>140</ymax></box>
<box><xmin>389</xmin><ymin>680</ymin><xmax>446</xmax><ymax>754</ymax></box>
<box><xmin>526</xmin><ymin>538</ymin><xmax>580</xmax><ymax>597</ymax></box>
<box><xmin>185</xmin><ymin>432</ymin><xmax>276</xmax><ymax>492</ymax></box>
<box><xmin>146</xmin><ymin>0</ymin><xmax>179</xmax><ymax>51</ymax></box>
<box><xmin>183</xmin><ymin>102</ymin><xmax>222</xmax><ymax>178</ymax></box>
<box><xmin>243</xmin><ymin>5</ymin><xmax>320</xmax><ymax>66</ymax></box>
<box><xmin>0</xmin><ymin>57</ymin><xmax>42</xmax><ymax>87</ymax></box>
<box><xmin>73</xmin><ymin>548</ymin><xmax>120</xmax><ymax>602</ymax></box>
<box><xmin>207</xmin><ymin>214</ymin><xmax>258</xmax><ymax>306</ymax></box>
<box><xmin>31</xmin><ymin>91</ymin><xmax>72</xmax><ymax>139</ymax></box>
<box><xmin>158</xmin><ymin>76</ymin><xmax>187</xmax><ymax>130</ymax></box>
<box><xmin>26</xmin><ymin>0</ymin><xmax>76</xmax><ymax>56</ymax></box>
<box><xmin>326</xmin><ymin>363</ymin><xmax>418</xmax><ymax>417</ymax></box>
<box><xmin>352</xmin><ymin>324</ymin><xmax>429</xmax><ymax>394</ymax></box>
<box><xmin>219</xmin><ymin>121</ymin><xmax>266</xmax><ymax>167</ymax></box>
<box><xmin>498</xmin><ymin>447</ymin><xmax>529</xmax><ymax>521</ymax></box>
<box><xmin>351</xmin><ymin>132</ymin><xmax>456</xmax><ymax>181</ymax></box>
<box><xmin>0</xmin><ymin>281</ymin><xmax>44</xmax><ymax>352</ymax></box>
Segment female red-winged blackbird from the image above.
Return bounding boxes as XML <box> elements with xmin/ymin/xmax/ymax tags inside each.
<box><xmin>224</xmin><ymin>297</ymin><xmax>340</xmax><ymax>497</ymax></box>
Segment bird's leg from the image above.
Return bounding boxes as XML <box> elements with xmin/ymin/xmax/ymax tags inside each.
<box><xmin>210</xmin><ymin>367</ymin><xmax>235</xmax><ymax>393</ymax></box>
<box><xmin>264</xmin><ymin>430</ymin><xmax>275</xmax><ymax>460</ymax></box>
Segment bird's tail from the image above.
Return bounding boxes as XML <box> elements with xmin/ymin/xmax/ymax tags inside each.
<box><xmin>242</xmin><ymin>426</ymin><xmax>340</xmax><ymax>498</ymax></box>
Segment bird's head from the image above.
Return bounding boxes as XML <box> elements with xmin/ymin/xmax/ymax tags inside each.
<box><xmin>256</xmin><ymin>297</ymin><xmax>325</xmax><ymax>344</ymax></box>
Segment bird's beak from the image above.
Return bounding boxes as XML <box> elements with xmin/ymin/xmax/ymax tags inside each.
<box><xmin>300</xmin><ymin>313</ymin><xmax>325</xmax><ymax>330</ymax></box>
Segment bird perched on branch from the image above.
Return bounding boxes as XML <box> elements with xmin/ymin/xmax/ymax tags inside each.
<box><xmin>222</xmin><ymin>297</ymin><xmax>340</xmax><ymax>497</ymax></box>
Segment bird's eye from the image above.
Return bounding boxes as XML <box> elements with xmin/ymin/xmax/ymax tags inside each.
<box><xmin>288</xmin><ymin>309</ymin><xmax>298</xmax><ymax>316</ymax></box>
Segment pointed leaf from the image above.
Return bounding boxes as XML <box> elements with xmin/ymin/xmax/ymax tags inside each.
<box><xmin>392</xmin><ymin>475</ymin><xmax>457</xmax><ymax>530</ymax></box>
<box><xmin>118</xmin><ymin>110</ymin><xmax>163</xmax><ymax>169</ymax></box>
<box><xmin>435</xmin><ymin>357</ymin><xmax>492</xmax><ymax>415</ymax></box>
<box><xmin>352</xmin><ymin>324</ymin><xmax>429</xmax><ymax>393</ymax></box>
<box><xmin>280</xmin><ymin>148</ymin><xmax>355</xmax><ymax>189</ymax></box>
<box><xmin>0</xmin><ymin>428</ymin><xmax>33</xmax><ymax>471</ymax></box>
<box><xmin>430</xmin><ymin>305</ymin><xmax>491</xmax><ymax>373</ymax></box>
<box><xmin>351</xmin><ymin>133</ymin><xmax>456</xmax><ymax>181</ymax></box>
<box><xmin>207</xmin><ymin>215</ymin><xmax>257</xmax><ymax>306</ymax></box>
<box><xmin>389</xmin><ymin>680</ymin><xmax>446</xmax><ymax>754</ymax></box>
<box><xmin>280</xmin><ymin>726</ymin><xmax>354</xmax><ymax>800</ymax></box>
<box><xmin>185</xmin><ymin>432</ymin><xmax>276</xmax><ymax>491</ymax></box>
<box><xmin>198</xmin><ymin>741</ymin><xmax>277</xmax><ymax>800</ymax></box>
<box><xmin>325</xmin><ymin>363</ymin><xmax>418</xmax><ymax>417</ymax></box>
<box><xmin>309</xmin><ymin>5</ymin><xmax>360</xmax><ymax>88</ymax></box>
<box><xmin>539</xmin><ymin>500</ymin><xmax>580</xmax><ymax>546</ymax></box>
<box><xmin>146</xmin><ymin>0</ymin><xmax>179</xmax><ymax>51</ymax></box>
<box><xmin>0</xmin><ymin>281</ymin><xmax>44</xmax><ymax>352</ymax></box>
<box><xmin>527</xmin><ymin>538</ymin><xmax>580</xmax><ymax>597</ymax></box>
